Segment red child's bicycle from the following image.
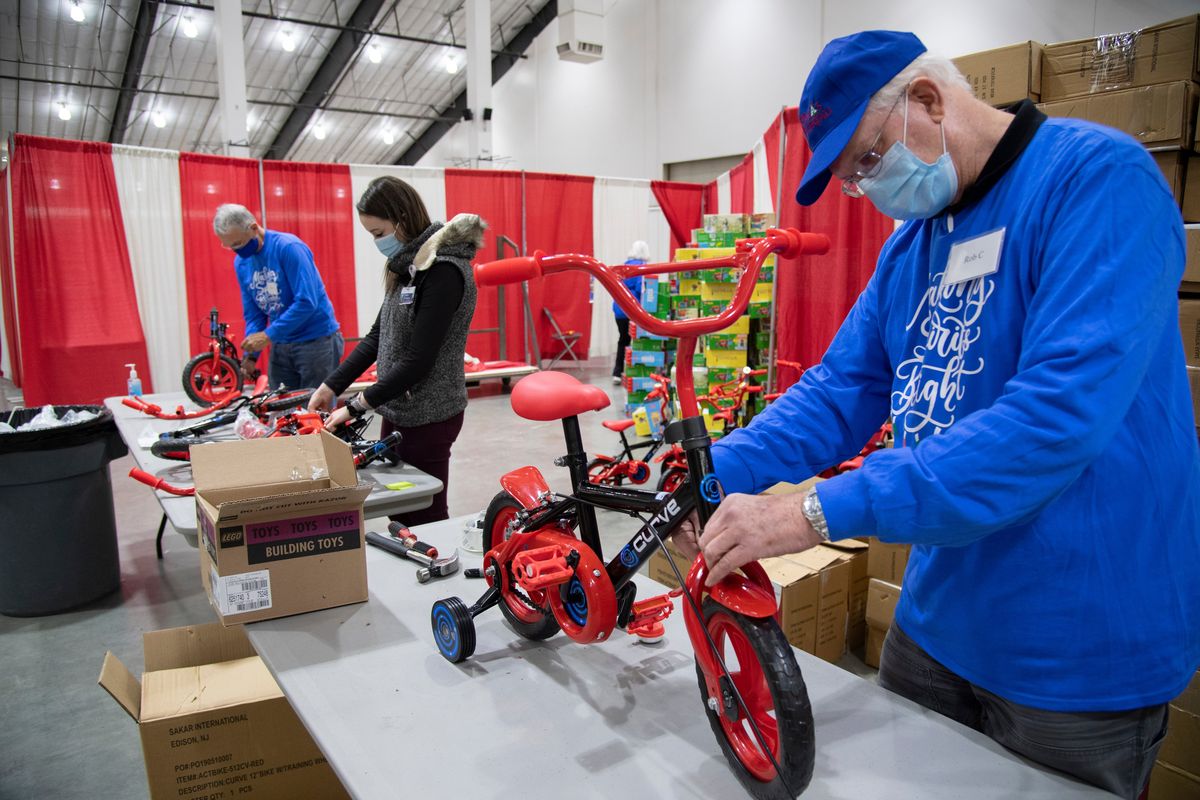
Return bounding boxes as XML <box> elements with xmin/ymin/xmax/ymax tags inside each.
<box><xmin>182</xmin><ymin>307</ymin><xmax>261</xmax><ymax>404</ymax></box>
<box><xmin>430</xmin><ymin>228</ymin><xmax>830</xmax><ymax>799</ymax></box>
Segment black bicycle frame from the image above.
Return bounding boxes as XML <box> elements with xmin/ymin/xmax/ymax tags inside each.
<box><xmin>518</xmin><ymin>412</ymin><xmax>723</xmax><ymax>612</ymax></box>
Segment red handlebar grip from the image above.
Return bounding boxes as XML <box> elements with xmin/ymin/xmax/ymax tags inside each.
<box><xmin>474</xmin><ymin>252</ymin><xmax>544</xmax><ymax>286</ymax></box>
<box><xmin>773</xmin><ymin>230</ymin><xmax>831</xmax><ymax>259</ymax></box>
<box><xmin>121</xmin><ymin>398</ymin><xmax>144</xmax><ymax>410</ymax></box>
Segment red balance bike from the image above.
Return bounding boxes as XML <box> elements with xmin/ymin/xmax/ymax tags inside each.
<box><xmin>430</xmin><ymin>228</ymin><xmax>830</xmax><ymax>799</ymax></box>
<box><xmin>588</xmin><ymin>373</ymin><xmax>675</xmax><ymax>487</ymax></box>
<box><xmin>182</xmin><ymin>307</ymin><xmax>261</xmax><ymax>404</ymax></box>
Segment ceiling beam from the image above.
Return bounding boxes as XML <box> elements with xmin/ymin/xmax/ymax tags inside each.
<box><xmin>396</xmin><ymin>0</ymin><xmax>557</xmax><ymax>167</ymax></box>
<box><xmin>262</xmin><ymin>0</ymin><xmax>387</xmax><ymax>160</ymax></box>
<box><xmin>108</xmin><ymin>0</ymin><xmax>159</xmax><ymax>144</ymax></box>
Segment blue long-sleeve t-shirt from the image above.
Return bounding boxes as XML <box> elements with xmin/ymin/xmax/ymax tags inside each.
<box><xmin>712</xmin><ymin>117</ymin><xmax>1200</xmax><ymax>712</ymax></box>
<box><xmin>235</xmin><ymin>230</ymin><xmax>340</xmax><ymax>344</ymax></box>
<box><xmin>613</xmin><ymin>259</ymin><xmax>645</xmax><ymax>321</ymax></box>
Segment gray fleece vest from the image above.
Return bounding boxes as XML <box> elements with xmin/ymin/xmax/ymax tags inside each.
<box><xmin>375</xmin><ymin>219</ymin><xmax>480</xmax><ymax>428</ymax></box>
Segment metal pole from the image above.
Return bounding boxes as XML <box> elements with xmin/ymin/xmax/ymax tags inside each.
<box><xmin>765</xmin><ymin>107</ymin><xmax>787</xmax><ymax>396</ymax></box>
<box><xmin>212</xmin><ymin>0</ymin><xmax>250</xmax><ymax>157</ymax></box>
<box><xmin>257</xmin><ymin>157</ymin><xmax>266</xmax><ymax>227</ymax></box>
<box><xmin>521</xmin><ymin>171</ymin><xmax>538</xmax><ymax>367</ymax></box>
<box><xmin>3</xmin><ymin>135</ymin><xmax>20</xmax><ymax>380</ymax></box>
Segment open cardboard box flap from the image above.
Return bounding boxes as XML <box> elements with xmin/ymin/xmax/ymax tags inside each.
<box><xmin>191</xmin><ymin>431</ymin><xmax>358</xmax><ymax>494</ymax></box>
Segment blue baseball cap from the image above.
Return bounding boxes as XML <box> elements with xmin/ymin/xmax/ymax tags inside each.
<box><xmin>795</xmin><ymin>30</ymin><xmax>926</xmax><ymax>206</ymax></box>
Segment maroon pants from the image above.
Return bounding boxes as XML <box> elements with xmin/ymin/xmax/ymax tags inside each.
<box><xmin>380</xmin><ymin>411</ymin><xmax>465</xmax><ymax>526</ymax></box>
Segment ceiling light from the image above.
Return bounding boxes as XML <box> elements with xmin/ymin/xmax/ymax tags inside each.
<box><xmin>57</xmin><ymin>102</ymin><xmax>72</xmax><ymax>121</ymax></box>
<box><xmin>181</xmin><ymin>15</ymin><xmax>198</xmax><ymax>38</ymax></box>
<box><xmin>381</xmin><ymin>129</ymin><xmax>395</xmax><ymax>146</ymax></box>
<box><xmin>69</xmin><ymin>1</ymin><xmax>85</xmax><ymax>23</ymax></box>
<box><xmin>444</xmin><ymin>54</ymin><xmax>458</xmax><ymax>74</ymax></box>
<box><xmin>280</xmin><ymin>30</ymin><xmax>296</xmax><ymax>52</ymax></box>
<box><xmin>313</xmin><ymin>123</ymin><xmax>326</xmax><ymax>141</ymax></box>
<box><xmin>152</xmin><ymin>109</ymin><xmax>166</xmax><ymax>128</ymax></box>
<box><xmin>367</xmin><ymin>43</ymin><xmax>382</xmax><ymax>64</ymax></box>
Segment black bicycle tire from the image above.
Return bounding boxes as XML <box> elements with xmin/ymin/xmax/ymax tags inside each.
<box><xmin>257</xmin><ymin>388</ymin><xmax>316</xmax><ymax>413</ymax></box>
<box><xmin>150</xmin><ymin>436</ymin><xmax>194</xmax><ymax>461</ymax></box>
<box><xmin>182</xmin><ymin>353</ymin><xmax>243</xmax><ymax>405</ymax></box>
<box><xmin>484</xmin><ymin>491</ymin><xmax>560</xmax><ymax>641</ymax></box>
<box><xmin>695</xmin><ymin>598</ymin><xmax>815</xmax><ymax>799</ymax></box>
<box><xmin>656</xmin><ymin>467</ymin><xmax>687</xmax><ymax>494</ymax></box>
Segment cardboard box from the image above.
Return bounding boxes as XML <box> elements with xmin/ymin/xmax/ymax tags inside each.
<box><xmin>1181</xmin><ymin>299</ymin><xmax>1200</xmax><ymax>368</ymax></box>
<box><xmin>192</xmin><ymin>432</ymin><xmax>371</xmax><ymax>625</ymax></box>
<box><xmin>98</xmin><ymin>623</ymin><xmax>348</xmax><ymax>800</ymax></box>
<box><xmin>953</xmin><ymin>41</ymin><xmax>1043</xmax><ymax>106</ymax></box>
<box><xmin>1041</xmin><ymin>15</ymin><xmax>1200</xmax><ymax>101</ymax></box>
<box><xmin>703</xmin><ymin>214</ymin><xmax>749</xmax><ymax>235</ymax></box>
<box><xmin>1188</xmin><ymin>367</ymin><xmax>1200</xmax><ymax>429</ymax></box>
<box><xmin>824</xmin><ymin>539</ymin><xmax>870</xmax><ymax>651</ymax></box>
<box><xmin>1153</xmin><ymin>151</ymin><xmax>1188</xmax><ymax>205</ymax></box>
<box><xmin>1183</xmin><ymin>225</ymin><xmax>1200</xmax><ymax>288</ymax></box>
<box><xmin>1185</xmin><ymin>156</ymin><xmax>1200</xmax><ymax>223</ymax></box>
<box><xmin>1037</xmin><ymin>81</ymin><xmax>1200</xmax><ymax>148</ymax></box>
<box><xmin>1160</xmin><ymin>703</ymin><xmax>1200</xmax><ymax>776</ymax></box>
<box><xmin>759</xmin><ymin>556</ymin><xmax>822</xmax><ymax>655</ymax></box>
<box><xmin>701</xmin><ymin>281</ymin><xmax>737</xmax><ymax>302</ymax></box>
<box><xmin>786</xmin><ymin>546</ymin><xmax>851</xmax><ymax>663</ymax></box>
<box><xmin>705</xmin><ymin>348</ymin><xmax>749</xmax><ymax>369</ymax></box>
<box><xmin>1150</xmin><ymin>761</ymin><xmax>1200</xmax><ymax>800</ymax></box>
<box><xmin>866</xmin><ymin>538</ymin><xmax>911</xmax><ymax>584</ymax></box>
<box><xmin>646</xmin><ymin>537</ymin><xmax>689</xmax><ymax>589</ymax></box>
<box><xmin>1173</xmin><ymin>669</ymin><xmax>1200</xmax><ymax>716</ymax></box>
<box><xmin>864</xmin><ymin>578</ymin><xmax>902</xmax><ymax>669</ymax></box>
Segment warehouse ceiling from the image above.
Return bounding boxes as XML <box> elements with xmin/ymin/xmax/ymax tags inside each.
<box><xmin>0</xmin><ymin>0</ymin><xmax>548</xmax><ymax>164</ymax></box>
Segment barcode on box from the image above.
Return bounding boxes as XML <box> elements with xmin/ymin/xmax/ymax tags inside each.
<box><xmin>212</xmin><ymin>569</ymin><xmax>272</xmax><ymax>616</ymax></box>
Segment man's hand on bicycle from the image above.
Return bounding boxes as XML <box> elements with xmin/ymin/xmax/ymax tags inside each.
<box><xmin>308</xmin><ymin>383</ymin><xmax>337</xmax><ymax>413</ymax></box>
<box><xmin>698</xmin><ymin>493</ymin><xmax>824</xmax><ymax>587</ymax></box>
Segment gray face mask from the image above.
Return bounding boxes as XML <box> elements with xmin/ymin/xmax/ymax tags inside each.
<box><xmin>858</xmin><ymin>100</ymin><xmax>958</xmax><ymax>220</ymax></box>
<box><xmin>375</xmin><ymin>230</ymin><xmax>404</xmax><ymax>258</ymax></box>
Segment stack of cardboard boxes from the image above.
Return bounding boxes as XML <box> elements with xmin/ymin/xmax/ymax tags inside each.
<box><xmin>1150</xmin><ymin>669</ymin><xmax>1200</xmax><ymax>799</ymax></box>
<box><xmin>952</xmin><ymin>16</ymin><xmax>1200</xmax><ymax>432</ymax></box>
<box><xmin>864</xmin><ymin>539</ymin><xmax>910</xmax><ymax>669</ymax></box>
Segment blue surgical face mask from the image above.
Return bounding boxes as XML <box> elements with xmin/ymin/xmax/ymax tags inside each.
<box><xmin>858</xmin><ymin>100</ymin><xmax>958</xmax><ymax>220</ymax></box>
<box><xmin>235</xmin><ymin>235</ymin><xmax>261</xmax><ymax>257</ymax></box>
<box><xmin>375</xmin><ymin>230</ymin><xmax>404</xmax><ymax>258</ymax></box>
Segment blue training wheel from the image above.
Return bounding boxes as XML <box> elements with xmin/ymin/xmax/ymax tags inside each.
<box><xmin>431</xmin><ymin>597</ymin><xmax>476</xmax><ymax>663</ymax></box>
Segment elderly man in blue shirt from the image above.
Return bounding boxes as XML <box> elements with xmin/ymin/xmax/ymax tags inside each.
<box><xmin>678</xmin><ymin>30</ymin><xmax>1200</xmax><ymax>799</ymax></box>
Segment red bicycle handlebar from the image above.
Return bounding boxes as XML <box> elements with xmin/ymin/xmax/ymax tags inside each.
<box><xmin>129</xmin><ymin>467</ymin><xmax>195</xmax><ymax>496</ymax></box>
<box><xmin>474</xmin><ymin>251</ymin><xmax>546</xmax><ymax>286</ymax></box>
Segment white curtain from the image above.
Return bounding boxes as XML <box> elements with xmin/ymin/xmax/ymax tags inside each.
<box><xmin>112</xmin><ymin>145</ymin><xmax>190</xmax><ymax>394</ymax></box>
<box><xmin>348</xmin><ymin>165</ymin><xmax>446</xmax><ymax>336</ymax></box>
<box><xmin>752</xmin><ymin>137</ymin><xmax>775</xmax><ymax>214</ymax></box>
<box><xmin>716</xmin><ymin>170</ymin><xmax>732</xmax><ymax>215</ymax></box>
<box><xmin>590</xmin><ymin>177</ymin><xmax>652</xmax><ymax>357</ymax></box>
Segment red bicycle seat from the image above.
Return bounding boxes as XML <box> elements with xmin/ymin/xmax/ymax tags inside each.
<box><xmin>602</xmin><ymin>419</ymin><xmax>637</xmax><ymax>433</ymax></box>
<box><xmin>511</xmin><ymin>371</ymin><xmax>611</xmax><ymax>421</ymax></box>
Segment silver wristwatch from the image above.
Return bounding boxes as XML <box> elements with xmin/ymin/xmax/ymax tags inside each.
<box><xmin>801</xmin><ymin>487</ymin><xmax>831</xmax><ymax>542</ymax></box>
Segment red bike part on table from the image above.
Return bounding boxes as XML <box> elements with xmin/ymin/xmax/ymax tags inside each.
<box><xmin>476</xmin><ymin>229</ymin><xmax>829</xmax><ymax>418</ymax></box>
<box><xmin>128</xmin><ymin>468</ymin><xmax>195</xmax><ymax>496</ymax></box>
<box><xmin>626</xmin><ymin>591</ymin><xmax>678</xmax><ymax>638</ymax></box>
<box><xmin>510</xmin><ymin>370</ymin><xmax>610</xmax><ymax>421</ymax></box>
<box><xmin>601</xmin><ymin>418</ymin><xmax>637</xmax><ymax>433</ymax></box>
<box><xmin>500</xmin><ymin>465</ymin><xmax>552</xmax><ymax>510</ymax></box>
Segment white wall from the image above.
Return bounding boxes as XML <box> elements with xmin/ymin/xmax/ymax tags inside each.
<box><xmin>420</xmin><ymin>0</ymin><xmax>1200</xmax><ymax>177</ymax></box>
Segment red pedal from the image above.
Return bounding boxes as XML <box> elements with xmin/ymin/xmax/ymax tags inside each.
<box><xmin>626</xmin><ymin>592</ymin><xmax>676</xmax><ymax>640</ymax></box>
<box><xmin>512</xmin><ymin>545</ymin><xmax>575</xmax><ymax>591</ymax></box>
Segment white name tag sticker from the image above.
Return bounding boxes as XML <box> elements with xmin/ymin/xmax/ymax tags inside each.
<box><xmin>944</xmin><ymin>228</ymin><xmax>1005</xmax><ymax>285</ymax></box>
<box><xmin>399</xmin><ymin>286</ymin><xmax>416</xmax><ymax>305</ymax></box>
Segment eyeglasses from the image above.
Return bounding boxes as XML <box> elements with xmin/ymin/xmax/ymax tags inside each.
<box><xmin>841</xmin><ymin>93</ymin><xmax>905</xmax><ymax>199</ymax></box>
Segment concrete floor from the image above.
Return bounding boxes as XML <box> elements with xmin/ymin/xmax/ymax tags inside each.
<box><xmin>0</xmin><ymin>360</ymin><xmax>871</xmax><ymax>799</ymax></box>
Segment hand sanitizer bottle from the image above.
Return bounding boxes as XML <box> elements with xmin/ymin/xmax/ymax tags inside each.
<box><xmin>125</xmin><ymin>363</ymin><xmax>143</xmax><ymax>397</ymax></box>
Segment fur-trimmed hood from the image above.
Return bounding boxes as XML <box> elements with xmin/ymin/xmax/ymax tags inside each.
<box><xmin>414</xmin><ymin>213</ymin><xmax>487</xmax><ymax>272</ymax></box>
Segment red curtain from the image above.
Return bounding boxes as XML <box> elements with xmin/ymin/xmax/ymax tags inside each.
<box><xmin>762</xmin><ymin>111</ymin><xmax>784</xmax><ymax>211</ymax></box>
<box><xmin>774</xmin><ymin>106</ymin><xmax>894</xmax><ymax>386</ymax></box>
<box><xmin>261</xmin><ymin>161</ymin><xmax>358</xmax><ymax>345</ymax></box>
<box><xmin>651</xmin><ymin>180</ymin><xmax>705</xmax><ymax>257</ymax></box>
<box><xmin>444</xmin><ymin>169</ymin><xmax>527</xmax><ymax>362</ymax></box>
<box><xmin>178</xmin><ymin>152</ymin><xmax>262</xmax><ymax>355</ymax></box>
<box><xmin>525</xmin><ymin>173</ymin><xmax>595</xmax><ymax>357</ymax></box>
<box><xmin>0</xmin><ymin>167</ymin><xmax>19</xmax><ymax>385</ymax></box>
<box><xmin>9</xmin><ymin>135</ymin><xmax>152</xmax><ymax>403</ymax></box>
<box><xmin>703</xmin><ymin>181</ymin><xmax>718</xmax><ymax>219</ymax></box>
<box><xmin>729</xmin><ymin>153</ymin><xmax>754</xmax><ymax>215</ymax></box>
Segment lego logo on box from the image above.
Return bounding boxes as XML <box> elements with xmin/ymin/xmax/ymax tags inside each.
<box><xmin>191</xmin><ymin>432</ymin><xmax>371</xmax><ymax>625</ymax></box>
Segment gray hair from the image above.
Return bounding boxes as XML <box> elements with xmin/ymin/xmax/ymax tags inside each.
<box><xmin>213</xmin><ymin>203</ymin><xmax>258</xmax><ymax>236</ymax></box>
<box><xmin>867</xmin><ymin>53</ymin><xmax>970</xmax><ymax>114</ymax></box>
<box><xmin>628</xmin><ymin>240</ymin><xmax>650</xmax><ymax>260</ymax></box>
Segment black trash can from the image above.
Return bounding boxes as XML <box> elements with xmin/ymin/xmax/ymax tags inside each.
<box><xmin>0</xmin><ymin>405</ymin><xmax>128</xmax><ymax>616</ymax></box>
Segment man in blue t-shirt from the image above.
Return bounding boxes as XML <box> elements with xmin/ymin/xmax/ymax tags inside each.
<box><xmin>213</xmin><ymin>204</ymin><xmax>342</xmax><ymax>391</ymax></box>
<box><xmin>612</xmin><ymin>240</ymin><xmax>648</xmax><ymax>384</ymax></box>
<box><xmin>677</xmin><ymin>31</ymin><xmax>1199</xmax><ymax>799</ymax></box>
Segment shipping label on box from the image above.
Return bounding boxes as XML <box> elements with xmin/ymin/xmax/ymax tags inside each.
<box><xmin>99</xmin><ymin>623</ymin><xmax>349</xmax><ymax>800</ymax></box>
<box><xmin>1037</xmin><ymin>81</ymin><xmax>1199</xmax><ymax>148</ymax></box>
<box><xmin>192</xmin><ymin>432</ymin><xmax>370</xmax><ymax>625</ymax></box>
<box><xmin>1040</xmin><ymin>15</ymin><xmax>1200</xmax><ymax>101</ymax></box>
<box><xmin>1181</xmin><ymin>300</ymin><xmax>1200</xmax><ymax>368</ymax></box>
<box><xmin>953</xmin><ymin>41</ymin><xmax>1043</xmax><ymax>106</ymax></box>
<box><xmin>867</xmin><ymin>538</ymin><xmax>911</xmax><ymax>584</ymax></box>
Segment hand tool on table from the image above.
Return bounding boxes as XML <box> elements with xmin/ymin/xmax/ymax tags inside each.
<box><xmin>366</xmin><ymin>522</ymin><xmax>459</xmax><ymax>583</ymax></box>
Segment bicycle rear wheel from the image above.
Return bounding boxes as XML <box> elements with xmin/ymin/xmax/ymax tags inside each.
<box><xmin>695</xmin><ymin>597</ymin><xmax>815</xmax><ymax>799</ymax></box>
<box><xmin>484</xmin><ymin>491</ymin><xmax>560</xmax><ymax>641</ymax></box>
<box><xmin>150</xmin><ymin>436</ymin><xmax>194</xmax><ymax>462</ymax></box>
<box><xmin>183</xmin><ymin>353</ymin><xmax>242</xmax><ymax>405</ymax></box>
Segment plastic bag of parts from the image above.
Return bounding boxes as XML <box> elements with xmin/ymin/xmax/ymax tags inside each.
<box><xmin>234</xmin><ymin>406</ymin><xmax>272</xmax><ymax>440</ymax></box>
